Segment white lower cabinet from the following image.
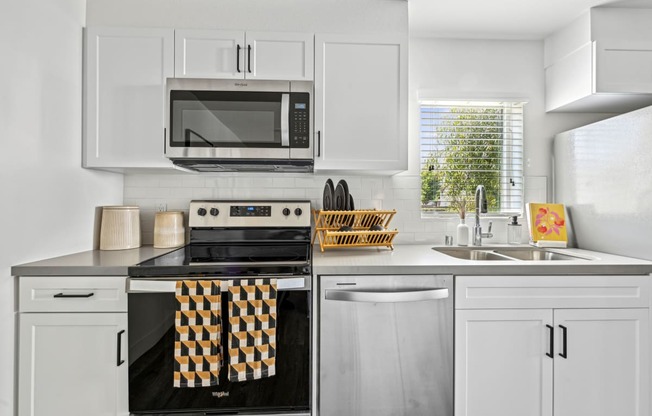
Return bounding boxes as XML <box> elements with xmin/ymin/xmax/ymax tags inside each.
<box><xmin>18</xmin><ymin>276</ymin><xmax>128</xmax><ymax>416</ymax></box>
<box><xmin>455</xmin><ymin>275</ymin><xmax>650</xmax><ymax>416</ymax></box>
<box><xmin>553</xmin><ymin>308</ymin><xmax>649</xmax><ymax>416</ymax></box>
<box><xmin>456</xmin><ymin>309</ymin><xmax>553</xmax><ymax>416</ymax></box>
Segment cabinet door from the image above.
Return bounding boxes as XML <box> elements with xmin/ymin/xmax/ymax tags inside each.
<box><xmin>84</xmin><ymin>27</ymin><xmax>174</xmax><ymax>168</ymax></box>
<box><xmin>553</xmin><ymin>308</ymin><xmax>649</xmax><ymax>416</ymax></box>
<box><xmin>595</xmin><ymin>41</ymin><xmax>652</xmax><ymax>94</ymax></box>
<box><xmin>455</xmin><ymin>309</ymin><xmax>553</xmax><ymax>416</ymax></box>
<box><xmin>246</xmin><ymin>32</ymin><xmax>313</xmax><ymax>81</ymax></box>
<box><xmin>314</xmin><ymin>34</ymin><xmax>407</xmax><ymax>173</ymax></box>
<box><xmin>18</xmin><ymin>313</ymin><xmax>128</xmax><ymax>416</ymax></box>
<box><xmin>175</xmin><ymin>29</ymin><xmax>245</xmax><ymax>79</ymax></box>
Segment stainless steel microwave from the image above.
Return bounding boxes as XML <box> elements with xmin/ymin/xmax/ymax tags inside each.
<box><xmin>165</xmin><ymin>79</ymin><xmax>313</xmax><ymax>172</ymax></box>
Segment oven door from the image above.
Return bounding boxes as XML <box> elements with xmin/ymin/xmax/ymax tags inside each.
<box><xmin>126</xmin><ymin>277</ymin><xmax>310</xmax><ymax>415</ymax></box>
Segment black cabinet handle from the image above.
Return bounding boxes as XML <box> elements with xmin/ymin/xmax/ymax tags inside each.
<box><xmin>53</xmin><ymin>292</ymin><xmax>94</xmax><ymax>298</ymax></box>
<box><xmin>247</xmin><ymin>45</ymin><xmax>252</xmax><ymax>73</ymax></box>
<box><xmin>236</xmin><ymin>44</ymin><xmax>241</xmax><ymax>73</ymax></box>
<box><xmin>559</xmin><ymin>325</ymin><xmax>568</xmax><ymax>359</ymax></box>
<box><xmin>117</xmin><ymin>330</ymin><xmax>125</xmax><ymax>366</ymax></box>
<box><xmin>317</xmin><ymin>131</ymin><xmax>321</xmax><ymax>157</ymax></box>
<box><xmin>546</xmin><ymin>324</ymin><xmax>554</xmax><ymax>359</ymax></box>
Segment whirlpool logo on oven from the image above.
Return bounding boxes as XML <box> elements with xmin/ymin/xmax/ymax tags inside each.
<box><xmin>212</xmin><ymin>391</ymin><xmax>230</xmax><ymax>398</ymax></box>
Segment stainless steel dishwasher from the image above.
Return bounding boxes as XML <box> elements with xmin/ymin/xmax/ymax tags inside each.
<box><xmin>318</xmin><ymin>275</ymin><xmax>453</xmax><ymax>416</ymax></box>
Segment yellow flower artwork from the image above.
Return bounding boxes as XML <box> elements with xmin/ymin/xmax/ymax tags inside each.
<box><xmin>527</xmin><ymin>203</ymin><xmax>568</xmax><ymax>244</ymax></box>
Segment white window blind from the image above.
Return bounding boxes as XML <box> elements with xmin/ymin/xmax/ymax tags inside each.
<box><xmin>420</xmin><ymin>100</ymin><xmax>524</xmax><ymax>217</ymax></box>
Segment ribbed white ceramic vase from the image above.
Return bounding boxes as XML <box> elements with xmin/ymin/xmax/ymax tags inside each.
<box><xmin>153</xmin><ymin>211</ymin><xmax>185</xmax><ymax>248</ymax></box>
<box><xmin>99</xmin><ymin>206</ymin><xmax>141</xmax><ymax>250</ymax></box>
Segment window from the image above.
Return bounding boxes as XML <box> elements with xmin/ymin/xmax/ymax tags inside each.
<box><xmin>420</xmin><ymin>100</ymin><xmax>524</xmax><ymax>217</ymax></box>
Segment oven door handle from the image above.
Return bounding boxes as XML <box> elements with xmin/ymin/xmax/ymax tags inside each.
<box><xmin>127</xmin><ymin>277</ymin><xmax>308</xmax><ymax>293</ymax></box>
<box><xmin>281</xmin><ymin>93</ymin><xmax>290</xmax><ymax>147</ymax></box>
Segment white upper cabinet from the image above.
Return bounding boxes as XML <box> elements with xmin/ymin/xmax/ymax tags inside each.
<box><xmin>175</xmin><ymin>30</ymin><xmax>244</xmax><ymax>79</ymax></box>
<box><xmin>84</xmin><ymin>27</ymin><xmax>174</xmax><ymax>169</ymax></box>
<box><xmin>175</xmin><ymin>30</ymin><xmax>313</xmax><ymax>81</ymax></box>
<box><xmin>314</xmin><ymin>33</ymin><xmax>407</xmax><ymax>173</ymax></box>
<box><xmin>545</xmin><ymin>8</ymin><xmax>652</xmax><ymax>113</ymax></box>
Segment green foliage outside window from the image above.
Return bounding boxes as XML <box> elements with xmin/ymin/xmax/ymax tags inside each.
<box><xmin>421</xmin><ymin>106</ymin><xmax>504</xmax><ymax>217</ymax></box>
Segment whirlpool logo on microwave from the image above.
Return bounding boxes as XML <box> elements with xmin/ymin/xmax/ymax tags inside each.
<box><xmin>234</xmin><ymin>82</ymin><xmax>248</xmax><ymax>87</ymax></box>
<box><xmin>212</xmin><ymin>391</ymin><xmax>230</xmax><ymax>398</ymax></box>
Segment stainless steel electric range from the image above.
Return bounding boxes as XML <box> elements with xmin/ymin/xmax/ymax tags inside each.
<box><xmin>127</xmin><ymin>200</ymin><xmax>312</xmax><ymax>416</ymax></box>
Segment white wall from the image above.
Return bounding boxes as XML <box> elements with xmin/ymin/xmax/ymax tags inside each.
<box><xmin>86</xmin><ymin>0</ymin><xmax>408</xmax><ymax>34</ymax></box>
<box><xmin>0</xmin><ymin>1</ymin><xmax>123</xmax><ymax>414</ymax></box>
<box><xmin>554</xmin><ymin>105</ymin><xmax>652</xmax><ymax>259</ymax></box>
<box><xmin>408</xmin><ymin>37</ymin><xmax>615</xmax><ymax>178</ymax></box>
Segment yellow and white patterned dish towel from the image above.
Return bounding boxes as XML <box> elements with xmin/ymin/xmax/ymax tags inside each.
<box><xmin>227</xmin><ymin>278</ymin><xmax>277</xmax><ymax>382</ymax></box>
<box><xmin>173</xmin><ymin>280</ymin><xmax>222</xmax><ymax>388</ymax></box>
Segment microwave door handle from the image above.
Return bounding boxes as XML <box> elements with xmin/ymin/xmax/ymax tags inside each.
<box><xmin>281</xmin><ymin>93</ymin><xmax>290</xmax><ymax>147</ymax></box>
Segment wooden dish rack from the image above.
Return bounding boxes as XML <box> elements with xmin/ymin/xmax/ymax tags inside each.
<box><xmin>312</xmin><ymin>209</ymin><xmax>398</xmax><ymax>252</ymax></box>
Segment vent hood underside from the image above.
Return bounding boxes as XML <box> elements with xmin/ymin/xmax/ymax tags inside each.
<box><xmin>171</xmin><ymin>158</ymin><xmax>314</xmax><ymax>173</ymax></box>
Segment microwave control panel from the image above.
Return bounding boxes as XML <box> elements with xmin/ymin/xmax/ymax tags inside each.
<box><xmin>290</xmin><ymin>93</ymin><xmax>310</xmax><ymax>148</ymax></box>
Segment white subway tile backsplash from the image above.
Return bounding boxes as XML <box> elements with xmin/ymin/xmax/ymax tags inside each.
<box><xmin>181</xmin><ymin>176</ymin><xmax>207</xmax><ymax>188</ymax></box>
<box><xmin>124</xmin><ymin>175</ymin><xmax>160</xmax><ymax>187</ymax></box>
<box><xmin>393</xmin><ymin>188</ymin><xmax>420</xmax><ymax>200</ymax></box>
<box><xmin>159</xmin><ymin>176</ymin><xmax>185</xmax><ymax>188</ymax></box>
<box><xmin>123</xmin><ymin>173</ymin><xmax>543</xmax><ymax>245</ymax></box>
<box><xmin>272</xmin><ymin>177</ymin><xmax>296</xmax><ymax>188</ymax></box>
<box><xmin>124</xmin><ymin>187</ymin><xmax>170</xmax><ymax>199</ymax></box>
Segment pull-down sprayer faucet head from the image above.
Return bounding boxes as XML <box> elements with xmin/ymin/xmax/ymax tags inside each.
<box><xmin>473</xmin><ymin>185</ymin><xmax>492</xmax><ymax>245</ymax></box>
<box><xmin>475</xmin><ymin>185</ymin><xmax>487</xmax><ymax>219</ymax></box>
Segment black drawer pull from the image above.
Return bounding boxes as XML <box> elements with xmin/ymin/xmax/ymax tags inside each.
<box><xmin>559</xmin><ymin>325</ymin><xmax>568</xmax><ymax>359</ymax></box>
<box><xmin>546</xmin><ymin>324</ymin><xmax>554</xmax><ymax>359</ymax></box>
<box><xmin>236</xmin><ymin>44</ymin><xmax>241</xmax><ymax>73</ymax></box>
<box><xmin>247</xmin><ymin>44</ymin><xmax>252</xmax><ymax>73</ymax></box>
<box><xmin>117</xmin><ymin>330</ymin><xmax>125</xmax><ymax>366</ymax></box>
<box><xmin>53</xmin><ymin>292</ymin><xmax>94</xmax><ymax>298</ymax></box>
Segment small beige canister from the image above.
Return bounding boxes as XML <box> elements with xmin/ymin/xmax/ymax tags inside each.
<box><xmin>154</xmin><ymin>211</ymin><xmax>185</xmax><ymax>248</ymax></box>
<box><xmin>100</xmin><ymin>206</ymin><xmax>141</xmax><ymax>250</ymax></box>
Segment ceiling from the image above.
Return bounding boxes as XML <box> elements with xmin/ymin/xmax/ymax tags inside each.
<box><xmin>408</xmin><ymin>0</ymin><xmax>652</xmax><ymax>40</ymax></box>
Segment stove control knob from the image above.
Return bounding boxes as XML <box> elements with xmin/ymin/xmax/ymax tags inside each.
<box><xmin>210</xmin><ymin>208</ymin><xmax>219</xmax><ymax>216</ymax></box>
<box><xmin>282</xmin><ymin>208</ymin><xmax>291</xmax><ymax>216</ymax></box>
<box><xmin>197</xmin><ymin>208</ymin><xmax>207</xmax><ymax>216</ymax></box>
<box><xmin>294</xmin><ymin>208</ymin><xmax>303</xmax><ymax>216</ymax></box>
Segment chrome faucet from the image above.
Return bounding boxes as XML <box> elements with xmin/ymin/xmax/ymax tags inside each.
<box><xmin>473</xmin><ymin>185</ymin><xmax>493</xmax><ymax>246</ymax></box>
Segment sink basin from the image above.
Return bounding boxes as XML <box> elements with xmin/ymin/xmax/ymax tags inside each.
<box><xmin>493</xmin><ymin>248</ymin><xmax>586</xmax><ymax>261</ymax></box>
<box><xmin>433</xmin><ymin>248</ymin><xmax>514</xmax><ymax>261</ymax></box>
<box><xmin>433</xmin><ymin>247</ymin><xmax>590</xmax><ymax>261</ymax></box>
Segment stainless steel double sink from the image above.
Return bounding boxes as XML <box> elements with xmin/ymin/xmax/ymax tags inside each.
<box><xmin>433</xmin><ymin>247</ymin><xmax>592</xmax><ymax>261</ymax></box>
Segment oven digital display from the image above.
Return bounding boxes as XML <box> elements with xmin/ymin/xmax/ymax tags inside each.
<box><xmin>230</xmin><ymin>205</ymin><xmax>272</xmax><ymax>217</ymax></box>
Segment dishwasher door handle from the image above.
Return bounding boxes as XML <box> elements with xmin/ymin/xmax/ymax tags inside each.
<box><xmin>325</xmin><ymin>288</ymin><xmax>448</xmax><ymax>303</ymax></box>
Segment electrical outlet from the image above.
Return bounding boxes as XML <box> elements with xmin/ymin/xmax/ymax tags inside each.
<box><xmin>157</xmin><ymin>203</ymin><xmax>167</xmax><ymax>212</ymax></box>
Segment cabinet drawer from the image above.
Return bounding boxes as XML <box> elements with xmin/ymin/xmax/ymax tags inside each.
<box><xmin>19</xmin><ymin>276</ymin><xmax>127</xmax><ymax>312</ymax></box>
<box><xmin>456</xmin><ymin>275</ymin><xmax>650</xmax><ymax>309</ymax></box>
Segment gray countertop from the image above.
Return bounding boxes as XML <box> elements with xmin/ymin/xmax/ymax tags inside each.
<box><xmin>12</xmin><ymin>244</ymin><xmax>652</xmax><ymax>277</ymax></box>
<box><xmin>11</xmin><ymin>246</ymin><xmax>178</xmax><ymax>276</ymax></box>
<box><xmin>312</xmin><ymin>244</ymin><xmax>652</xmax><ymax>276</ymax></box>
